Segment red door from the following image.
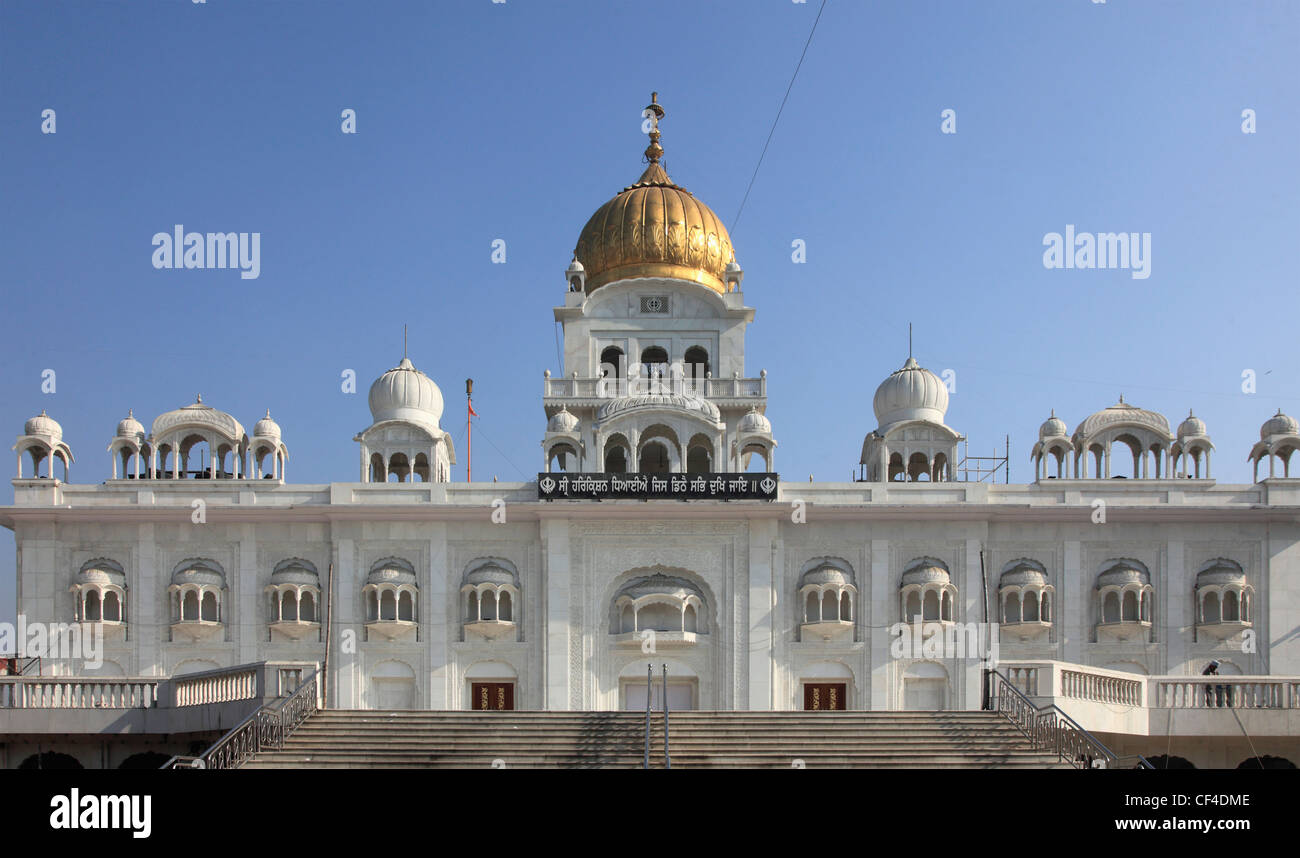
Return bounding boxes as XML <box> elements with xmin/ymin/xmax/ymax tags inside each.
<box><xmin>471</xmin><ymin>682</ymin><xmax>515</xmax><ymax>711</ymax></box>
<box><xmin>803</xmin><ymin>683</ymin><xmax>847</xmax><ymax>711</ymax></box>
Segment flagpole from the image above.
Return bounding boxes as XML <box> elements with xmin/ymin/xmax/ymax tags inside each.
<box><xmin>466</xmin><ymin>378</ymin><xmax>473</xmax><ymax>482</ymax></box>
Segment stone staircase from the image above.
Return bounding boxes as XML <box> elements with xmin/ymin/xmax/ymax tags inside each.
<box><xmin>243</xmin><ymin>710</ymin><xmax>1067</xmax><ymax>769</ymax></box>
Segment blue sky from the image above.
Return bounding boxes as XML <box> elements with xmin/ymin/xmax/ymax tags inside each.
<box><xmin>1</xmin><ymin>0</ymin><xmax>1297</xmax><ymax>624</ymax></box>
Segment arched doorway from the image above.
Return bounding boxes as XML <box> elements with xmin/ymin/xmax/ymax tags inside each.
<box><xmin>369</xmin><ymin>660</ymin><xmax>416</xmax><ymax>710</ymax></box>
<box><xmin>902</xmin><ymin>661</ymin><xmax>948</xmax><ymax>710</ymax></box>
<box><xmin>801</xmin><ymin>661</ymin><xmax>854</xmax><ymax>710</ymax></box>
<box><xmin>620</xmin><ymin>659</ymin><xmax>697</xmax><ymax>711</ymax></box>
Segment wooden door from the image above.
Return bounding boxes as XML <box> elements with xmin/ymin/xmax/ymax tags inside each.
<box><xmin>803</xmin><ymin>683</ymin><xmax>847</xmax><ymax>711</ymax></box>
<box><xmin>471</xmin><ymin>682</ymin><xmax>514</xmax><ymax>711</ymax></box>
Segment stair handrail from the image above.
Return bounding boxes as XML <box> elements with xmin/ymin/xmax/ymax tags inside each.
<box><xmin>985</xmin><ymin>668</ymin><xmax>1153</xmax><ymax>769</ymax></box>
<box><xmin>160</xmin><ymin>667</ymin><xmax>320</xmax><ymax>770</ymax></box>
<box><xmin>662</xmin><ymin>663</ymin><xmax>670</xmax><ymax>770</ymax></box>
<box><xmin>643</xmin><ymin>664</ymin><xmax>651</xmax><ymax>769</ymax></box>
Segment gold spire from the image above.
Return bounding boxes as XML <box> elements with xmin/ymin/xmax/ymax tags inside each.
<box><xmin>643</xmin><ymin>92</ymin><xmax>665</xmax><ymax>164</ymax></box>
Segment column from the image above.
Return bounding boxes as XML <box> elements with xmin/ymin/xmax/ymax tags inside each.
<box><xmin>427</xmin><ymin>524</ymin><xmax>449</xmax><ymax>709</ymax></box>
<box><xmin>869</xmin><ymin>539</ymin><xmax>891</xmax><ymax>710</ymax></box>
<box><xmin>1063</xmin><ymin>541</ymin><xmax>1083</xmax><ymax>664</ymax></box>
<box><xmin>542</xmin><ymin>518</ymin><xmax>572</xmax><ymax>710</ymax></box>
<box><xmin>137</xmin><ymin>523</ymin><xmax>159</xmax><ymax>675</ymax></box>
<box><xmin>747</xmin><ymin>518</ymin><xmax>776</xmax><ymax>710</ymax></box>
<box><xmin>238</xmin><ymin>524</ymin><xmax>258</xmax><ymax>664</ymax></box>
<box><xmin>1166</xmin><ymin>539</ymin><xmax>1186</xmax><ymax>673</ymax></box>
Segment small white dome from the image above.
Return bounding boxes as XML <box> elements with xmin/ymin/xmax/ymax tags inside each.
<box><xmin>269</xmin><ymin>558</ymin><xmax>318</xmax><ymax>587</ymax></box>
<box><xmin>24</xmin><ymin>410</ymin><xmax>62</xmax><ymax>440</ymax></box>
<box><xmin>115</xmin><ymin>409</ymin><xmax>145</xmax><ymax>440</ymax></box>
<box><xmin>616</xmin><ymin>573</ymin><xmax>703</xmax><ymax>602</ymax></box>
<box><xmin>547</xmin><ymin>408</ymin><xmax>579</xmax><ymax>433</ymax></box>
<box><xmin>873</xmin><ymin>357</ymin><xmax>948</xmax><ymax>427</ymax></box>
<box><xmin>1195</xmin><ymin>560</ymin><xmax>1245</xmax><ymax>588</ymax></box>
<box><xmin>738</xmin><ymin>408</ymin><xmax>771</xmax><ymax>435</ymax></box>
<box><xmin>566</xmin><ymin>257</ymin><xmax>585</xmax><ymax>274</ymax></box>
<box><xmin>465</xmin><ymin>565</ymin><xmax>515</xmax><ymax>587</ymax></box>
<box><xmin>799</xmin><ymin>565</ymin><xmax>853</xmax><ymax>588</ymax></box>
<box><xmin>901</xmin><ymin>562</ymin><xmax>950</xmax><ymax>587</ymax></box>
<box><xmin>253</xmin><ymin>409</ymin><xmax>281</xmax><ymax>439</ymax></box>
<box><xmin>1097</xmin><ymin>562</ymin><xmax>1149</xmax><ymax>588</ymax></box>
<box><xmin>172</xmin><ymin>560</ymin><xmax>225</xmax><ymax>588</ymax></box>
<box><xmin>1261</xmin><ymin>409</ymin><xmax>1299</xmax><ymax>440</ymax></box>
<box><xmin>1000</xmin><ymin>563</ymin><xmax>1048</xmax><ymax>588</ymax></box>
<box><xmin>78</xmin><ymin>560</ymin><xmax>126</xmax><ymax>588</ymax></box>
<box><xmin>369</xmin><ymin>357</ymin><xmax>445</xmax><ymax>427</ymax></box>
<box><xmin>1177</xmin><ymin>410</ymin><xmax>1207</xmax><ymax>439</ymax></box>
<box><xmin>1039</xmin><ymin>411</ymin><xmax>1067</xmax><ymax>439</ymax></box>
<box><xmin>367</xmin><ymin>558</ymin><xmax>417</xmax><ymax>587</ymax></box>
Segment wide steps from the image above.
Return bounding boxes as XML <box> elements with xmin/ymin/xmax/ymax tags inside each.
<box><xmin>246</xmin><ymin>710</ymin><xmax>1065</xmax><ymax>769</ymax></box>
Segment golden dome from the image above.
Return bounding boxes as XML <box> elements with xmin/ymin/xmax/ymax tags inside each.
<box><xmin>574</xmin><ymin>94</ymin><xmax>735</xmax><ymax>294</ymax></box>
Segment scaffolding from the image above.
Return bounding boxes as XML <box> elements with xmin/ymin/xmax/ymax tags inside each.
<box><xmin>958</xmin><ymin>435</ymin><xmax>1010</xmax><ymax>483</ymax></box>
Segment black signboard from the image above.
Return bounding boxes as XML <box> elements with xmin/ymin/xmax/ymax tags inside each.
<box><xmin>537</xmin><ymin>472</ymin><xmax>779</xmax><ymax>501</ymax></box>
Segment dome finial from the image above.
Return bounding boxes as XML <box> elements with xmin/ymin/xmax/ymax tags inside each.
<box><xmin>643</xmin><ymin>92</ymin><xmax>665</xmax><ymax>164</ymax></box>
<box><xmin>1119</xmin><ymin>393</ymin><xmax>1125</xmax><ymax>404</ymax></box>
<box><xmin>196</xmin><ymin>393</ymin><xmax>202</xmax><ymax>404</ymax></box>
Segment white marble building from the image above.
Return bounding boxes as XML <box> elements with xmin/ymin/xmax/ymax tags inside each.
<box><xmin>4</xmin><ymin>97</ymin><xmax>1299</xmax><ymax>766</ymax></box>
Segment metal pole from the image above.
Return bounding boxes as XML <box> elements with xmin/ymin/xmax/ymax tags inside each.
<box><xmin>322</xmin><ymin>561</ymin><xmax>334</xmax><ymax>709</ymax></box>
<box><xmin>662</xmin><ymin>663</ymin><xmax>671</xmax><ymax>770</ymax></box>
<box><xmin>644</xmin><ymin>663</ymin><xmax>651</xmax><ymax>769</ymax></box>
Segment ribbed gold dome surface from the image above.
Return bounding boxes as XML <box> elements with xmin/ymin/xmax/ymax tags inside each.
<box><xmin>574</xmin><ymin>95</ymin><xmax>735</xmax><ymax>294</ymax></box>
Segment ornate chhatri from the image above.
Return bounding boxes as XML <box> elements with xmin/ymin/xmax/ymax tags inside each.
<box><xmin>573</xmin><ymin>93</ymin><xmax>735</xmax><ymax>294</ymax></box>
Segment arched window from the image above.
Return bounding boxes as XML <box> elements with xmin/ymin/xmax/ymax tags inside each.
<box><xmin>600</xmin><ymin>346</ymin><xmax>625</xmax><ymax>380</ymax></box>
<box><xmin>201</xmin><ymin>592</ymin><xmax>219</xmax><ymax>622</ymax></box>
<box><xmin>684</xmin><ymin>346</ymin><xmax>710</xmax><ymax>384</ymax></box>
<box><xmin>1102</xmin><ymin>592</ymin><xmax>1120</xmax><ymax>623</ymax></box>
<box><xmin>183</xmin><ymin>591</ymin><xmax>200</xmax><ymax>621</ymax></box>
<box><xmin>103</xmin><ymin>591</ymin><xmax>122</xmax><ymax>622</ymax></box>
<box><xmin>639</xmin><ymin>442</ymin><xmax>669</xmax><ymax>475</ymax></box>
<box><xmin>687</xmin><ymin>445</ymin><xmax>710</xmax><ymax>474</ymax></box>
<box><xmin>605</xmin><ymin>445</ymin><xmax>628</xmax><ymax>473</ymax></box>
<box><xmin>640</xmin><ymin>346</ymin><xmax>668</xmax><ymax>371</ymax></box>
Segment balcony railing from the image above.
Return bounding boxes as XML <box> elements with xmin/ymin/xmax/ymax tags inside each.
<box><xmin>544</xmin><ymin>374</ymin><xmax>765</xmax><ymax>401</ymax></box>
<box><xmin>1001</xmin><ymin>660</ymin><xmax>1300</xmax><ymax>710</ymax></box>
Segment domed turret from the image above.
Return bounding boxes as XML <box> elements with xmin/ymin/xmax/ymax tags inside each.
<box><xmin>872</xmin><ymin>357</ymin><xmax>949</xmax><ymax>428</ymax></box>
<box><xmin>738</xmin><ymin>407</ymin><xmax>771</xmax><ymax>435</ymax></box>
<box><xmin>547</xmin><ymin>407</ymin><xmax>579</xmax><ymax>433</ymax></box>
<box><xmin>1261</xmin><ymin>409</ymin><xmax>1298</xmax><ymax>440</ymax></box>
<box><xmin>115</xmin><ymin>409</ymin><xmax>144</xmax><ymax>441</ymax></box>
<box><xmin>1178</xmin><ymin>410</ymin><xmax>1207</xmax><ymax>440</ymax></box>
<box><xmin>25</xmin><ymin>410</ymin><xmax>62</xmax><ymax>440</ymax></box>
<box><xmin>368</xmin><ymin>357</ymin><xmax>445</xmax><ymax>427</ymax></box>
<box><xmin>573</xmin><ymin>94</ymin><xmax>735</xmax><ymax>294</ymax></box>
<box><xmin>1039</xmin><ymin>410</ymin><xmax>1068</xmax><ymax>440</ymax></box>
<box><xmin>357</xmin><ymin>352</ymin><xmax>455</xmax><ymax>484</ymax></box>
<box><xmin>253</xmin><ymin>409</ymin><xmax>281</xmax><ymax>439</ymax></box>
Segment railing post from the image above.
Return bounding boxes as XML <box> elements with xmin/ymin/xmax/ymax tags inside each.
<box><xmin>644</xmin><ymin>663</ymin><xmax>651</xmax><ymax>770</ymax></box>
<box><xmin>662</xmin><ymin>663</ymin><xmax>670</xmax><ymax>770</ymax></box>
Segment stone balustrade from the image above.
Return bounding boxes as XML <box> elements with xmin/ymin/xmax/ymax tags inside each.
<box><xmin>0</xmin><ymin>661</ymin><xmax>317</xmax><ymax>711</ymax></box>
